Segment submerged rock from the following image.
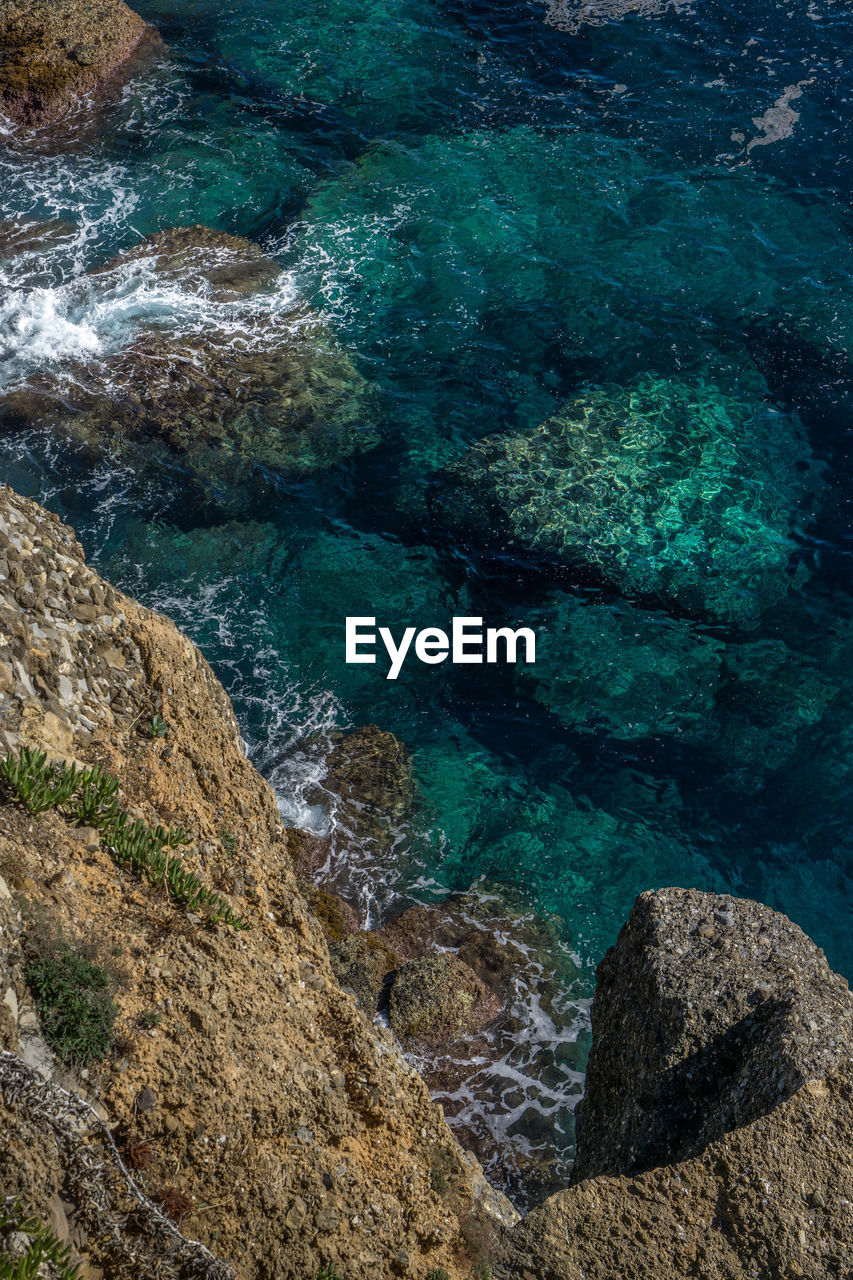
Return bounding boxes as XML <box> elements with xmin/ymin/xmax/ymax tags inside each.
<box><xmin>321</xmin><ymin>725</ymin><xmax>415</xmax><ymax>821</ymax></box>
<box><xmin>521</xmin><ymin>595</ymin><xmax>723</xmax><ymax>740</ymax></box>
<box><xmin>388</xmin><ymin>953</ymin><xmax>500</xmax><ymax>1047</ymax></box>
<box><xmin>439</xmin><ymin>377</ymin><xmax>818</xmax><ymax>622</ymax></box>
<box><xmin>504</xmin><ymin>888</ymin><xmax>853</xmax><ymax>1279</ymax></box>
<box><xmin>711</xmin><ymin>636</ymin><xmax>838</xmax><ymax>778</ymax></box>
<box><xmin>1</xmin><ymin>226</ymin><xmax>382</xmax><ymax>489</ymax></box>
<box><xmin>302</xmin><ymin>126</ymin><xmax>853</xmax><ymax>374</ymax></box>
<box><xmin>99</xmin><ymin>225</ymin><xmax>282</xmax><ymax>302</ymax></box>
<box><xmin>0</xmin><ymin>0</ymin><xmax>160</xmax><ymax>127</ymax></box>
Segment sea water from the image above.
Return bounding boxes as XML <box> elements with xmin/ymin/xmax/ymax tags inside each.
<box><xmin>1</xmin><ymin>0</ymin><xmax>852</xmax><ymax>1205</ymax></box>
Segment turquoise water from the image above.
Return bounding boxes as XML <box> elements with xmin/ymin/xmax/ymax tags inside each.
<box><xmin>2</xmin><ymin>0</ymin><xmax>853</xmax><ymax>1201</ymax></box>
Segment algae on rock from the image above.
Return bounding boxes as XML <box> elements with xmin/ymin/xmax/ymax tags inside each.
<box><xmin>1</xmin><ymin>226</ymin><xmax>382</xmax><ymax>493</ymax></box>
<box><xmin>439</xmin><ymin>376</ymin><xmax>819</xmax><ymax>623</ymax></box>
<box><xmin>0</xmin><ymin>0</ymin><xmax>160</xmax><ymax>127</ymax></box>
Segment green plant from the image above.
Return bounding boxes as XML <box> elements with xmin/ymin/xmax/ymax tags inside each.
<box><xmin>426</xmin><ymin>1271</ymin><xmax>450</xmax><ymax>1280</ymax></box>
<box><xmin>316</xmin><ymin>1266</ymin><xmax>342</xmax><ymax>1280</ymax></box>
<box><xmin>101</xmin><ymin>813</ymin><xmax>247</xmax><ymax>929</ymax></box>
<box><xmin>24</xmin><ymin>925</ymin><xmax>117</xmax><ymax>1065</ymax></box>
<box><xmin>219</xmin><ymin>826</ymin><xmax>239</xmax><ymax>857</ymax></box>
<box><xmin>145</xmin><ymin>715</ymin><xmax>169</xmax><ymax>738</ymax></box>
<box><xmin>0</xmin><ymin>748</ymin><xmax>81</xmax><ymax>816</ymax></box>
<box><xmin>1</xmin><ymin>750</ymin><xmax>248</xmax><ymax>932</ymax></box>
<box><xmin>138</xmin><ymin>1008</ymin><xmax>162</xmax><ymax>1030</ymax></box>
<box><xmin>0</xmin><ymin>1200</ymin><xmax>81</xmax><ymax>1280</ymax></box>
<box><xmin>65</xmin><ymin>764</ymin><xmax>120</xmax><ymax>827</ymax></box>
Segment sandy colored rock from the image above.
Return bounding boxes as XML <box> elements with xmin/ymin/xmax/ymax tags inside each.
<box><xmin>571</xmin><ymin>887</ymin><xmax>853</xmax><ymax>1181</ymax></box>
<box><xmin>502</xmin><ymin>888</ymin><xmax>853</xmax><ymax>1280</ymax></box>
<box><xmin>506</xmin><ymin>1068</ymin><xmax>853</xmax><ymax>1280</ymax></box>
<box><xmin>0</xmin><ymin>0</ymin><xmax>160</xmax><ymax>127</ymax></box>
<box><xmin>0</xmin><ymin>484</ymin><xmax>498</xmax><ymax>1280</ymax></box>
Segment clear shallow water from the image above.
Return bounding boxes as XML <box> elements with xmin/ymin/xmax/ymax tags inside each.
<box><xmin>2</xmin><ymin>0</ymin><xmax>853</xmax><ymax>1205</ymax></box>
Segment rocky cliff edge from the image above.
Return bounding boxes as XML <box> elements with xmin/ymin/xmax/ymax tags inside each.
<box><xmin>0</xmin><ymin>485</ymin><xmax>510</xmax><ymax>1280</ymax></box>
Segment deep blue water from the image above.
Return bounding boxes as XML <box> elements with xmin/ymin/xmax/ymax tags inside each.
<box><xmin>1</xmin><ymin>0</ymin><xmax>852</xmax><ymax>1201</ymax></box>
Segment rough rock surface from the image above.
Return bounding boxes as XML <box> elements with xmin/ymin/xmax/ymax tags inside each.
<box><xmin>572</xmin><ymin>887</ymin><xmax>853</xmax><ymax>1181</ymax></box>
<box><xmin>503</xmin><ymin>888</ymin><xmax>853</xmax><ymax>1280</ymax></box>
<box><xmin>0</xmin><ymin>0</ymin><xmax>159</xmax><ymax>126</ymax></box>
<box><xmin>0</xmin><ymin>485</ymin><xmax>506</xmax><ymax>1280</ymax></box>
<box><xmin>388</xmin><ymin>954</ymin><xmax>501</xmax><ymax>1048</ymax></box>
<box><xmin>507</xmin><ymin>1069</ymin><xmax>853</xmax><ymax>1280</ymax></box>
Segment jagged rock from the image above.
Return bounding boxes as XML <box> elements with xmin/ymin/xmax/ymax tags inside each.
<box><xmin>572</xmin><ymin>887</ymin><xmax>853</xmax><ymax>1181</ymax></box>
<box><xmin>505</xmin><ymin>1071</ymin><xmax>853</xmax><ymax>1280</ymax></box>
<box><xmin>0</xmin><ymin>0</ymin><xmax>160</xmax><ymax>127</ymax></box>
<box><xmin>2</xmin><ymin>320</ymin><xmax>381</xmax><ymax>489</ymax></box>
<box><xmin>438</xmin><ymin>377</ymin><xmax>818</xmax><ymax>623</ymax></box>
<box><xmin>502</xmin><ymin>888</ymin><xmax>853</xmax><ymax>1280</ymax></box>
<box><xmin>388</xmin><ymin>954</ymin><xmax>500</xmax><ymax>1047</ymax></box>
<box><xmin>300</xmin><ymin>885</ymin><xmax>359</xmax><ymax>941</ymax></box>
<box><xmin>0</xmin><ymin>217</ymin><xmax>77</xmax><ymax>262</ymax></box>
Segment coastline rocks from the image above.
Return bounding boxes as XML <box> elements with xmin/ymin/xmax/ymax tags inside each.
<box><xmin>438</xmin><ymin>377</ymin><xmax>818</xmax><ymax>623</ymax></box>
<box><xmin>99</xmin><ymin>226</ymin><xmax>282</xmax><ymax>302</ymax></box>
<box><xmin>0</xmin><ymin>484</ymin><xmax>497</xmax><ymax>1280</ymax></box>
<box><xmin>0</xmin><ymin>484</ymin><xmax>144</xmax><ymax>758</ymax></box>
<box><xmin>388</xmin><ymin>953</ymin><xmax>500</xmax><ymax>1048</ymax></box>
<box><xmin>571</xmin><ymin>887</ymin><xmax>853</xmax><ymax>1183</ymax></box>
<box><xmin>1</xmin><ymin>226</ymin><xmax>382</xmax><ymax>489</ymax></box>
<box><xmin>506</xmin><ymin>1069</ymin><xmax>853</xmax><ymax>1280</ymax></box>
<box><xmin>321</xmin><ymin>725</ymin><xmax>415</xmax><ymax>822</ymax></box>
<box><xmin>521</xmin><ymin>596</ymin><xmax>722</xmax><ymax>741</ymax></box>
<box><xmin>0</xmin><ymin>0</ymin><xmax>159</xmax><ymax>127</ymax></box>
<box><xmin>504</xmin><ymin>889</ymin><xmax>853</xmax><ymax>1280</ymax></box>
<box><xmin>327</xmin><ymin>932</ymin><xmax>398</xmax><ymax>1014</ymax></box>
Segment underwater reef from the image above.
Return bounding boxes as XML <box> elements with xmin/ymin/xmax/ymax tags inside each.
<box><xmin>437</xmin><ymin>376</ymin><xmax>820</xmax><ymax>624</ymax></box>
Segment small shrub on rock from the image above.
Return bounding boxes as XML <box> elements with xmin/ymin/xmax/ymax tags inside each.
<box><xmin>0</xmin><ymin>748</ymin><xmax>81</xmax><ymax>816</ymax></box>
<box><xmin>23</xmin><ymin>920</ymin><xmax>118</xmax><ymax>1066</ymax></box>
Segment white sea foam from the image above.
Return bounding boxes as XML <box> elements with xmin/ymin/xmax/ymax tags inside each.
<box><xmin>0</xmin><ymin>286</ymin><xmax>103</xmax><ymax>368</ymax></box>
